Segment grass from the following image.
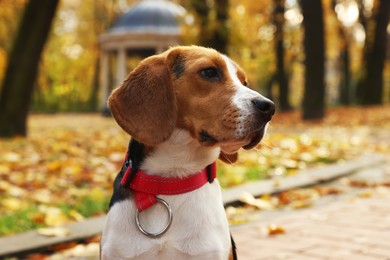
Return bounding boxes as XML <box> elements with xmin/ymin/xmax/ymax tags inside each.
<box><xmin>0</xmin><ymin>206</ymin><xmax>44</xmax><ymax>236</ymax></box>
<box><xmin>0</xmin><ymin>195</ymin><xmax>110</xmax><ymax>236</ymax></box>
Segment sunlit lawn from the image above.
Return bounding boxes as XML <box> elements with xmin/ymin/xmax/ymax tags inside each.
<box><xmin>0</xmin><ymin>106</ymin><xmax>389</xmax><ymax>235</ymax></box>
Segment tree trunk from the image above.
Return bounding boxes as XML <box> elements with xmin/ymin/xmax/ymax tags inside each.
<box><xmin>300</xmin><ymin>0</ymin><xmax>326</xmax><ymax>120</ymax></box>
<box><xmin>190</xmin><ymin>0</ymin><xmax>213</xmax><ymax>47</ymax></box>
<box><xmin>0</xmin><ymin>0</ymin><xmax>59</xmax><ymax>137</ymax></box>
<box><xmin>213</xmin><ymin>0</ymin><xmax>229</xmax><ymax>54</ymax></box>
<box><xmin>357</xmin><ymin>0</ymin><xmax>368</xmax><ymax>31</ymax></box>
<box><xmin>356</xmin><ymin>0</ymin><xmax>389</xmax><ymax>105</ymax></box>
<box><xmin>273</xmin><ymin>0</ymin><xmax>292</xmax><ymax>111</ymax></box>
<box><xmin>88</xmin><ymin>57</ymin><xmax>100</xmax><ymax>112</ymax></box>
<box><xmin>339</xmin><ymin>42</ymin><xmax>351</xmax><ymax>104</ymax></box>
<box><xmin>332</xmin><ymin>0</ymin><xmax>351</xmax><ymax>105</ymax></box>
<box><xmin>190</xmin><ymin>0</ymin><xmax>230</xmax><ymax>53</ymax></box>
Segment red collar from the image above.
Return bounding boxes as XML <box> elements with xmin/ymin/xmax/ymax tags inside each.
<box><xmin>121</xmin><ymin>163</ymin><xmax>217</xmax><ymax>212</ymax></box>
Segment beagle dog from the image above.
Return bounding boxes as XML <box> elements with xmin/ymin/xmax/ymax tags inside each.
<box><xmin>101</xmin><ymin>46</ymin><xmax>275</xmax><ymax>259</ymax></box>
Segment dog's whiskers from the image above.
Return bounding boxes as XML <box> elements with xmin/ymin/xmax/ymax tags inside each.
<box><xmin>225</xmin><ymin>156</ymin><xmax>233</xmax><ymax>164</ymax></box>
<box><xmin>260</xmin><ymin>142</ymin><xmax>273</xmax><ymax>149</ymax></box>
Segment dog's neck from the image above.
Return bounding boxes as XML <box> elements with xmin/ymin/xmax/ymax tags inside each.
<box><xmin>141</xmin><ymin>129</ymin><xmax>220</xmax><ymax>178</ymax></box>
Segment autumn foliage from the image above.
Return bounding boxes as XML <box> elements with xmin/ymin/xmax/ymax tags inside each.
<box><xmin>0</xmin><ymin>106</ymin><xmax>389</xmax><ymax>235</ymax></box>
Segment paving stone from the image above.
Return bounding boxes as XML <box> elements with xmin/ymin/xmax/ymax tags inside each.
<box><xmin>362</xmin><ymin>246</ymin><xmax>390</xmax><ymax>259</ymax></box>
<box><xmin>231</xmin><ymin>160</ymin><xmax>390</xmax><ymax>259</ymax></box>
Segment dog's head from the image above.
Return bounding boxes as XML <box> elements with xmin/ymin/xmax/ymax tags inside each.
<box><xmin>108</xmin><ymin>46</ymin><xmax>275</xmax><ymax>163</ymax></box>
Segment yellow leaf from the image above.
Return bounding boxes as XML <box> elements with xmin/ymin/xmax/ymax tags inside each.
<box><xmin>32</xmin><ymin>189</ymin><xmax>52</xmax><ymax>204</ymax></box>
<box><xmin>57</xmin><ymin>243</ymin><xmax>100</xmax><ymax>257</ymax></box>
<box><xmin>90</xmin><ymin>187</ymin><xmax>105</xmax><ymax>201</ymax></box>
<box><xmin>2</xmin><ymin>198</ymin><xmax>25</xmax><ymax>211</ymax></box>
<box><xmin>0</xmin><ymin>180</ymin><xmax>26</xmax><ymax>196</ymax></box>
<box><xmin>0</xmin><ymin>165</ymin><xmax>10</xmax><ymax>174</ymax></box>
<box><xmin>3</xmin><ymin>152</ymin><xmax>21</xmax><ymax>162</ymax></box>
<box><xmin>267</xmin><ymin>224</ymin><xmax>286</xmax><ymax>236</ymax></box>
<box><xmin>239</xmin><ymin>192</ymin><xmax>275</xmax><ymax>210</ymax></box>
<box><xmin>46</xmin><ymin>161</ymin><xmax>62</xmax><ymax>172</ymax></box>
<box><xmin>40</xmin><ymin>206</ymin><xmax>69</xmax><ymax>226</ymax></box>
<box><xmin>69</xmin><ymin>209</ymin><xmax>85</xmax><ymax>221</ymax></box>
<box><xmin>290</xmin><ymin>200</ymin><xmax>313</xmax><ymax>209</ymax></box>
<box><xmin>358</xmin><ymin>190</ymin><xmax>373</xmax><ymax>198</ymax></box>
<box><xmin>109</xmin><ymin>152</ymin><xmax>124</xmax><ymax>163</ymax></box>
<box><xmin>37</xmin><ymin>227</ymin><xmax>69</xmax><ymax>237</ymax></box>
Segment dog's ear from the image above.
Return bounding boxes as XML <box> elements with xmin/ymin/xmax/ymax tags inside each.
<box><xmin>219</xmin><ymin>151</ymin><xmax>238</xmax><ymax>164</ymax></box>
<box><xmin>108</xmin><ymin>52</ymin><xmax>178</xmax><ymax>146</ymax></box>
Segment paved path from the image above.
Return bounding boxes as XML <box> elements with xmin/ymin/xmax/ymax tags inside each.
<box><xmin>231</xmin><ymin>160</ymin><xmax>390</xmax><ymax>260</ymax></box>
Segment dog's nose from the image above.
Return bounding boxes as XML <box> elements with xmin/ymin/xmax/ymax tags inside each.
<box><xmin>251</xmin><ymin>98</ymin><xmax>275</xmax><ymax>121</ymax></box>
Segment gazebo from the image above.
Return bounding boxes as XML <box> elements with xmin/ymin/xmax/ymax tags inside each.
<box><xmin>99</xmin><ymin>0</ymin><xmax>186</xmax><ymax>112</ymax></box>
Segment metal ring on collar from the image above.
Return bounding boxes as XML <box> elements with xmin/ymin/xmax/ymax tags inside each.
<box><xmin>135</xmin><ymin>197</ymin><xmax>173</xmax><ymax>238</ymax></box>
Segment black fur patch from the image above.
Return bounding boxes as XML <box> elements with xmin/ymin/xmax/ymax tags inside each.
<box><xmin>108</xmin><ymin>139</ymin><xmax>145</xmax><ymax>210</ymax></box>
<box><xmin>172</xmin><ymin>55</ymin><xmax>185</xmax><ymax>78</ymax></box>
<box><xmin>231</xmin><ymin>235</ymin><xmax>238</xmax><ymax>260</ymax></box>
<box><xmin>199</xmin><ymin>130</ymin><xmax>217</xmax><ymax>143</ymax></box>
<box><xmin>108</xmin><ymin>166</ymin><xmax>130</xmax><ymax>209</ymax></box>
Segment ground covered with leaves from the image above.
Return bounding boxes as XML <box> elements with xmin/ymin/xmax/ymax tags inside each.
<box><xmin>0</xmin><ymin>106</ymin><xmax>389</xmax><ymax>237</ymax></box>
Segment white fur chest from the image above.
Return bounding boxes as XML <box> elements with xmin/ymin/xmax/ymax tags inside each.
<box><xmin>101</xmin><ymin>180</ymin><xmax>230</xmax><ymax>259</ymax></box>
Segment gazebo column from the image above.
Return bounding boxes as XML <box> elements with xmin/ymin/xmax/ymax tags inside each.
<box><xmin>100</xmin><ymin>50</ymin><xmax>109</xmax><ymax>111</ymax></box>
<box><xmin>116</xmin><ymin>47</ymin><xmax>127</xmax><ymax>87</ymax></box>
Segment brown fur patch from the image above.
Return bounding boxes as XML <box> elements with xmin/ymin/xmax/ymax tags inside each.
<box><xmin>108</xmin><ymin>54</ymin><xmax>177</xmax><ymax>146</ymax></box>
<box><xmin>168</xmin><ymin>47</ymin><xmax>244</xmax><ymax>145</ymax></box>
<box><xmin>219</xmin><ymin>151</ymin><xmax>238</xmax><ymax>164</ymax></box>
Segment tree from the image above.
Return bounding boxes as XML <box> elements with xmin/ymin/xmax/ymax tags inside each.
<box><xmin>212</xmin><ymin>0</ymin><xmax>229</xmax><ymax>54</ymax></box>
<box><xmin>88</xmin><ymin>0</ymin><xmax>117</xmax><ymax>111</ymax></box>
<box><xmin>0</xmin><ymin>0</ymin><xmax>59</xmax><ymax>137</ymax></box>
<box><xmin>189</xmin><ymin>0</ymin><xmax>212</xmax><ymax>46</ymax></box>
<box><xmin>273</xmin><ymin>0</ymin><xmax>292</xmax><ymax>111</ymax></box>
<box><xmin>332</xmin><ymin>0</ymin><xmax>351</xmax><ymax>105</ymax></box>
<box><xmin>300</xmin><ymin>0</ymin><xmax>326</xmax><ymax>120</ymax></box>
<box><xmin>356</xmin><ymin>0</ymin><xmax>390</xmax><ymax>105</ymax></box>
<box><xmin>189</xmin><ymin>0</ymin><xmax>230</xmax><ymax>53</ymax></box>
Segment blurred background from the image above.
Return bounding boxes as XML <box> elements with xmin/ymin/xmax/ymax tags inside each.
<box><xmin>0</xmin><ymin>0</ymin><xmax>389</xmax><ymax>257</ymax></box>
<box><xmin>0</xmin><ymin>0</ymin><xmax>389</xmax><ymax>122</ymax></box>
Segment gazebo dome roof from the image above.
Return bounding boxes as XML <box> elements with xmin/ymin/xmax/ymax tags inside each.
<box><xmin>110</xmin><ymin>0</ymin><xmax>186</xmax><ymax>35</ymax></box>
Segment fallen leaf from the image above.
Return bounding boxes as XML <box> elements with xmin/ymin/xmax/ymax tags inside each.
<box><xmin>32</xmin><ymin>189</ymin><xmax>52</xmax><ymax>204</ymax></box>
<box><xmin>225</xmin><ymin>206</ymin><xmax>260</xmax><ymax>225</ymax></box>
<box><xmin>59</xmin><ymin>243</ymin><xmax>100</xmax><ymax>257</ymax></box>
<box><xmin>239</xmin><ymin>192</ymin><xmax>275</xmax><ymax>210</ymax></box>
<box><xmin>346</xmin><ymin>179</ymin><xmax>371</xmax><ymax>188</ymax></box>
<box><xmin>1</xmin><ymin>197</ymin><xmax>25</xmax><ymax>211</ymax></box>
<box><xmin>69</xmin><ymin>209</ymin><xmax>85</xmax><ymax>221</ymax></box>
<box><xmin>3</xmin><ymin>152</ymin><xmax>21</xmax><ymax>162</ymax></box>
<box><xmin>357</xmin><ymin>190</ymin><xmax>374</xmax><ymax>198</ymax></box>
<box><xmin>313</xmin><ymin>186</ymin><xmax>343</xmax><ymax>196</ymax></box>
<box><xmin>289</xmin><ymin>200</ymin><xmax>313</xmax><ymax>209</ymax></box>
<box><xmin>47</xmin><ymin>241</ymin><xmax>78</xmax><ymax>251</ymax></box>
<box><xmin>267</xmin><ymin>224</ymin><xmax>286</xmax><ymax>236</ymax></box>
<box><xmin>37</xmin><ymin>227</ymin><xmax>69</xmax><ymax>237</ymax></box>
<box><xmin>25</xmin><ymin>253</ymin><xmax>47</xmax><ymax>260</ymax></box>
<box><xmin>39</xmin><ymin>206</ymin><xmax>69</xmax><ymax>226</ymax></box>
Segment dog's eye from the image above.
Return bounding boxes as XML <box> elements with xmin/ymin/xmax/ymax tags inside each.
<box><xmin>200</xmin><ymin>67</ymin><xmax>220</xmax><ymax>81</ymax></box>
